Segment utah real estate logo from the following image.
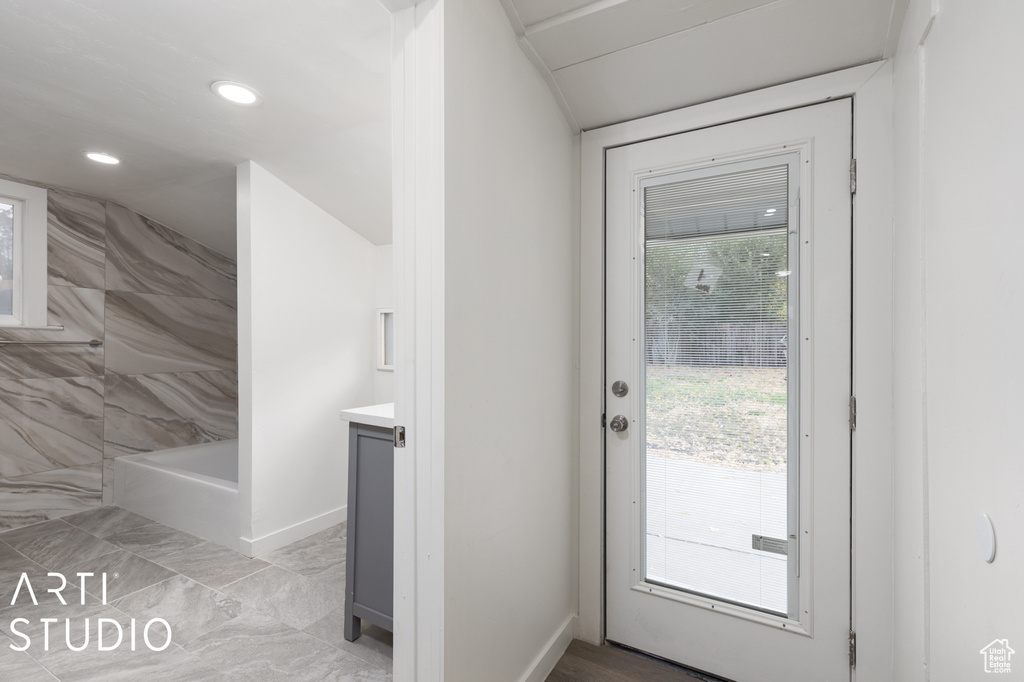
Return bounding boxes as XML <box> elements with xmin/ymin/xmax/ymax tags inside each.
<box><xmin>980</xmin><ymin>639</ymin><xmax>1015</xmax><ymax>674</ymax></box>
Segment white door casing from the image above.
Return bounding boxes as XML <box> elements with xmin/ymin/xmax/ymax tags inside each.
<box><xmin>605</xmin><ymin>99</ymin><xmax>853</xmax><ymax>682</ymax></box>
<box><xmin>391</xmin><ymin>2</ymin><xmax>446</xmax><ymax>681</ymax></box>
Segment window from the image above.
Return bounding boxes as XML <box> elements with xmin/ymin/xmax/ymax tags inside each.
<box><xmin>377</xmin><ymin>308</ymin><xmax>394</xmax><ymax>371</ymax></box>
<box><xmin>0</xmin><ymin>200</ymin><xmax>14</xmax><ymax>317</ymax></box>
<box><xmin>0</xmin><ymin>178</ymin><xmax>48</xmax><ymax>327</ymax></box>
<box><xmin>643</xmin><ymin>159</ymin><xmax>797</xmax><ymax>616</ymax></box>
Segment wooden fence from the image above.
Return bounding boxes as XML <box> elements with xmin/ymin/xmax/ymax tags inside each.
<box><xmin>646</xmin><ymin>321</ymin><xmax>788</xmax><ymax>367</ymax></box>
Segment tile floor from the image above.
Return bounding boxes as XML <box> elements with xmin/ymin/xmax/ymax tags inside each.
<box><xmin>0</xmin><ymin>507</ymin><xmax>392</xmax><ymax>681</ymax></box>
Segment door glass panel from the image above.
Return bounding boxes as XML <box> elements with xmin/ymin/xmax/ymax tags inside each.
<box><xmin>643</xmin><ymin>162</ymin><xmax>794</xmax><ymax>616</ymax></box>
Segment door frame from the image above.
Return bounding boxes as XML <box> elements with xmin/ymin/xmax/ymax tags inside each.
<box><xmin>390</xmin><ymin>2</ymin><xmax>446</xmax><ymax>682</ymax></box>
<box><xmin>578</xmin><ymin>61</ymin><xmax>895</xmax><ymax>681</ymax></box>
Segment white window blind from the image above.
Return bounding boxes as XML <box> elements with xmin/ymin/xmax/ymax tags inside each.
<box><xmin>645</xmin><ymin>164</ymin><xmax>789</xmax><ymax>242</ymax></box>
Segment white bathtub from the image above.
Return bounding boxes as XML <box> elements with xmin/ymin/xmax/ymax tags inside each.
<box><xmin>113</xmin><ymin>439</ymin><xmax>239</xmax><ymax>552</ymax></box>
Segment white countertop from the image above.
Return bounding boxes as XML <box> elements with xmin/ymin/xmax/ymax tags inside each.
<box><xmin>339</xmin><ymin>402</ymin><xmax>394</xmax><ymax>429</ymax></box>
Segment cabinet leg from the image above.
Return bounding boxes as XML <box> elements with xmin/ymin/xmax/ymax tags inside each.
<box><xmin>344</xmin><ymin>605</ymin><xmax>361</xmax><ymax>642</ymax></box>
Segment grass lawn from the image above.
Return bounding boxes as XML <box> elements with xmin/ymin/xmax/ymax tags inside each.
<box><xmin>646</xmin><ymin>364</ymin><xmax>788</xmax><ymax>473</ymax></box>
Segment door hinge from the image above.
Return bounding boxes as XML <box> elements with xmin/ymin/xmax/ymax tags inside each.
<box><xmin>601</xmin><ymin>413</ymin><xmax>607</xmax><ymax>428</ymax></box>
<box><xmin>850</xmin><ymin>158</ymin><xmax>857</xmax><ymax>194</ymax></box>
<box><xmin>849</xmin><ymin>630</ymin><xmax>857</xmax><ymax>668</ymax></box>
<box><xmin>393</xmin><ymin>425</ymin><xmax>406</xmax><ymax>448</ymax></box>
<box><xmin>849</xmin><ymin>396</ymin><xmax>857</xmax><ymax>431</ymax></box>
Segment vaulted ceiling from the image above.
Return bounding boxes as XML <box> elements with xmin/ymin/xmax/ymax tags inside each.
<box><xmin>0</xmin><ymin>1</ymin><xmax>908</xmax><ymax>256</ymax></box>
<box><xmin>0</xmin><ymin>0</ymin><xmax>392</xmax><ymax>256</ymax></box>
<box><xmin>499</xmin><ymin>0</ymin><xmax>907</xmax><ymax>131</ymax></box>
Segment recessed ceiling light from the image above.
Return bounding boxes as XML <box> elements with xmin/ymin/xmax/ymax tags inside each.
<box><xmin>85</xmin><ymin>152</ymin><xmax>120</xmax><ymax>165</ymax></box>
<box><xmin>212</xmin><ymin>80</ymin><xmax>262</xmax><ymax>106</ymax></box>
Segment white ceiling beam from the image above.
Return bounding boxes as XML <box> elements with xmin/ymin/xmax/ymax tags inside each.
<box><xmin>498</xmin><ymin>0</ymin><xmax>581</xmax><ymax>133</ymax></box>
<box><xmin>376</xmin><ymin>0</ymin><xmax>422</xmax><ymax>13</ymax></box>
<box><xmin>523</xmin><ymin>0</ymin><xmax>634</xmax><ymax>36</ymax></box>
<box><xmin>498</xmin><ymin>0</ymin><xmax>527</xmax><ymax>35</ymax></box>
<box><xmin>882</xmin><ymin>0</ymin><xmax>911</xmax><ymax>57</ymax></box>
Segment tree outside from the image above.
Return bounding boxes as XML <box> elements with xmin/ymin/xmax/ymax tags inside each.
<box><xmin>645</xmin><ymin>232</ymin><xmax>790</xmax><ymax>472</ymax></box>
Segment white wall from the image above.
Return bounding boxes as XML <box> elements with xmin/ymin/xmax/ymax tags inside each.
<box><xmin>374</xmin><ymin>243</ymin><xmax>394</xmax><ymax>404</ymax></box>
<box><xmin>893</xmin><ymin>2</ymin><xmax>1024</xmax><ymax>679</ymax></box>
<box><xmin>237</xmin><ymin>160</ymin><xmax>376</xmax><ymax>556</ymax></box>
<box><xmin>442</xmin><ymin>0</ymin><xmax>577</xmax><ymax>679</ymax></box>
<box><xmin>892</xmin><ymin>4</ymin><xmax>929</xmax><ymax>678</ymax></box>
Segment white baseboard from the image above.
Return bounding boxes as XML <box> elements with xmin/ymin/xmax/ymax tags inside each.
<box><xmin>519</xmin><ymin>614</ymin><xmax>577</xmax><ymax>682</ymax></box>
<box><xmin>239</xmin><ymin>505</ymin><xmax>347</xmax><ymax>557</ymax></box>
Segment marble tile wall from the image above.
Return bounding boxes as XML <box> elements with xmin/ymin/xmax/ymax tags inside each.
<box><xmin>47</xmin><ymin>191</ymin><xmax>106</xmax><ymax>289</ymax></box>
<box><xmin>104</xmin><ymin>292</ymin><xmax>237</xmax><ymax>375</ymax></box>
<box><xmin>104</xmin><ymin>370</ymin><xmax>238</xmax><ymax>457</ymax></box>
<box><xmin>0</xmin><ymin>186</ymin><xmax>238</xmax><ymax>531</ymax></box>
<box><xmin>105</xmin><ymin>203</ymin><xmax>237</xmax><ymax>301</ymax></box>
<box><xmin>0</xmin><ymin>376</ymin><xmax>104</xmax><ymax>478</ymax></box>
<box><xmin>0</xmin><ymin>286</ymin><xmax>105</xmax><ymax>379</ymax></box>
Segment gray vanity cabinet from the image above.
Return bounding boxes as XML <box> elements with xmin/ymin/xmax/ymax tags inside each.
<box><xmin>344</xmin><ymin>422</ymin><xmax>394</xmax><ymax>641</ymax></box>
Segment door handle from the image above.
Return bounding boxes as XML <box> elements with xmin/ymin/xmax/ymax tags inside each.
<box><xmin>609</xmin><ymin>415</ymin><xmax>629</xmax><ymax>433</ymax></box>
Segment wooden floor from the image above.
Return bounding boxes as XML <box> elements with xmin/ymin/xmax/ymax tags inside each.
<box><xmin>546</xmin><ymin>640</ymin><xmax>707</xmax><ymax>682</ymax></box>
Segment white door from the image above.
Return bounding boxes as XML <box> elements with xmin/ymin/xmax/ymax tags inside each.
<box><xmin>605</xmin><ymin>100</ymin><xmax>852</xmax><ymax>682</ymax></box>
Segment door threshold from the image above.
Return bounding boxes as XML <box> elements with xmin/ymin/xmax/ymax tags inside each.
<box><xmin>605</xmin><ymin>640</ymin><xmax>737</xmax><ymax>682</ymax></box>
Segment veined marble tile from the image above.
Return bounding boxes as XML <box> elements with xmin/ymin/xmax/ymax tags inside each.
<box><xmin>0</xmin><ymin>634</ymin><xmax>61</xmax><ymax>680</ymax></box>
<box><xmin>0</xmin><ymin>462</ymin><xmax>101</xmax><ymax>531</ymax></box>
<box><xmin>0</xmin><ymin>541</ymin><xmax>48</xmax><ymax>606</ymax></box>
<box><xmin>62</xmin><ymin>506</ymin><xmax>152</xmax><ymax>538</ymax></box>
<box><xmin>49</xmin><ymin>285</ymin><xmax>105</xmax><ymax>342</ymax></box>
<box><xmin>3</xmin><ymin>521</ymin><xmax>116</xmax><ymax>574</ymax></box>
<box><xmin>104</xmin><ymin>522</ymin><xmax>204</xmax><ymax>562</ymax></box>
<box><xmin>42</xmin><ymin>642</ymin><xmax>225</xmax><ymax>682</ymax></box>
<box><xmin>103</xmin><ymin>370</ymin><xmax>238</xmax><ymax>458</ymax></box>
<box><xmin>62</xmin><ymin>548</ymin><xmax>176</xmax><ymax>602</ymax></box>
<box><xmin>0</xmin><ymin>344</ymin><xmax>100</xmax><ymax>382</ymax></box>
<box><xmin>48</xmin><ymin>191</ymin><xmax>106</xmax><ymax>289</ymax></box>
<box><xmin>185</xmin><ymin>611</ymin><xmax>353</xmax><ymax>682</ymax></box>
<box><xmin>106</xmin><ymin>202</ymin><xmax>236</xmax><ymax>301</ymax></box>
<box><xmin>221</xmin><ymin>563</ymin><xmax>345</xmax><ymax>630</ymax></box>
<box><xmin>0</xmin><ymin>519</ymin><xmax>73</xmax><ymax>546</ymax></box>
<box><xmin>104</xmin><ymin>291</ymin><xmax>237</xmax><ymax>375</ymax></box>
<box><xmin>155</xmin><ymin>541</ymin><xmax>268</xmax><ymax>590</ymax></box>
<box><xmin>318</xmin><ymin>660</ymin><xmax>393</xmax><ymax>682</ymax></box>
<box><xmin>304</xmin><ymin>610</ymin><xmax>394</xmax><ymax>674</ymax></box>
<box><xmin>114</xmin><ymin>574</ymin><xmax>245</xmax><ymax>645</ymax></box>
<box><xmin>102</xmin><ymin>459</ymin><xmax>114</xmax><ymax>506</ymax></box>
<box><xmin>0</xmin><ymin>538</ymin><xmax>39</xmax><ymax>571</ymax></box>
<box><xmin>0</xmin><ymin>287</ymin><xmax>105</xmax><ymax>380</ymax></box>
<box><xmin>258</xmin><ymin>523</ymin><xmax>346</xmax><ymax>577</ymax></box>
<box><xmin>0</xmin><ymin>376</ymin><xmax>104</xmax><ymax>478</ymax></box>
